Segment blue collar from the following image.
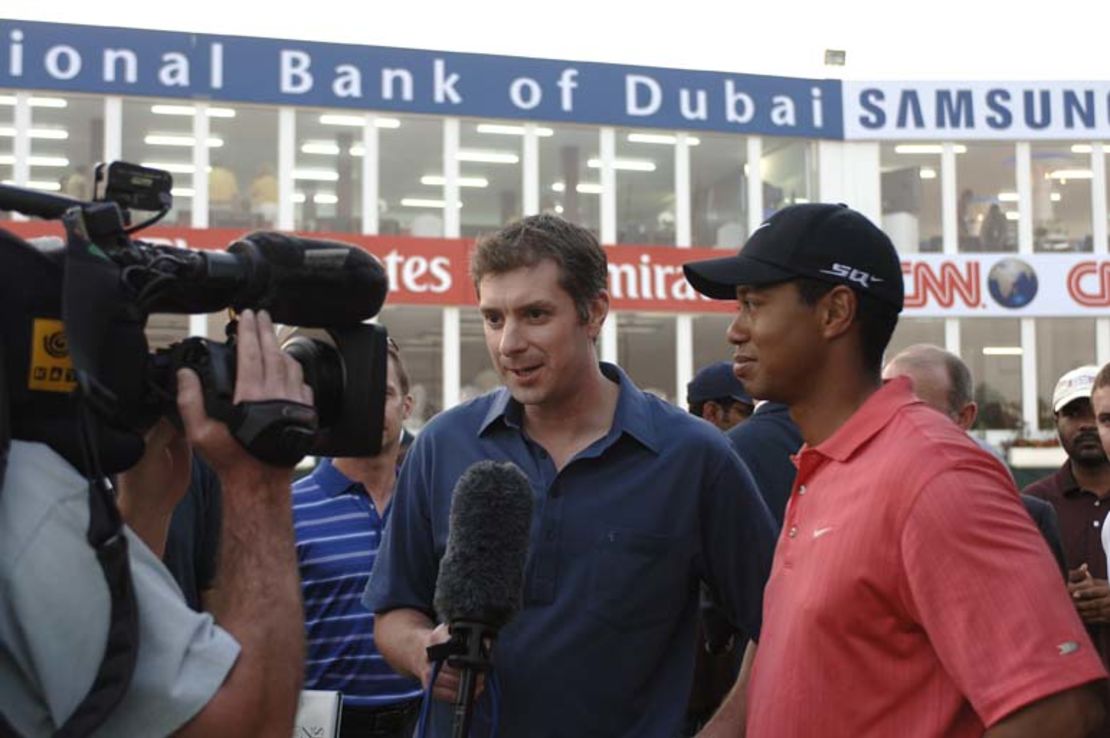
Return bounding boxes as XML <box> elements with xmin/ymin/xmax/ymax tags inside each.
<box><xmin>309</xmin><ymin>458</ymin><xmax>361</xmax><ymax>499</ymax></box>
<box><xmin>478</xmin><ymin>362</ymin><xmax>660</xmax><ymax>454</ymax></box>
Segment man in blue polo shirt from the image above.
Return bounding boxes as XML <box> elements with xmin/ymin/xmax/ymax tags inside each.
<box><xmin>293</xmin><ymin>338</ymin><xmax>422</xmax><ymax>738</ymax></box>
<box><xmin>365</xmin><ymin>214</ymin><xmax>778</xmax><ymax>738</ymax></box>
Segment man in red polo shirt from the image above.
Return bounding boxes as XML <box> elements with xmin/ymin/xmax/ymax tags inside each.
<box><xmin>684</xmin><ymin>203</ymin><xmax>1106</xmax><ymax>737</ymax></box>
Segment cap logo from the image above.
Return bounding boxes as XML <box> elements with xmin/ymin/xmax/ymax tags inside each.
<box><xmin>820</xmin><ymin>263</ymin><xmax>884</xmax><ymax>289</ymax></box>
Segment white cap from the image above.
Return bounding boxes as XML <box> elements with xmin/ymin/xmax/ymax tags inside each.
<box><xmin>1053</xmin><ymin>365</ymin><xmax>1100</xmax><ymax>413</ymax></box>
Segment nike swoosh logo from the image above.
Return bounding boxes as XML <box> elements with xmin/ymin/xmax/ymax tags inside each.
<box><xmin>813</xmin><ymin>527</ymin><xmax>834</xmax><ymax>539</ymax></box>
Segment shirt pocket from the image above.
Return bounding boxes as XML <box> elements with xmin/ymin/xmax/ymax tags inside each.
<box><xmin>587</xmin><ymin>527</ymin><xmax>685</xmax><ymax>631</ymax></box>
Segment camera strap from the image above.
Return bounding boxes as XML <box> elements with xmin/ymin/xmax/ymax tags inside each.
<box><xmin>51</xmin><ymin>403</ymin><xmax>139</xmax><ymax>738</ymax></box>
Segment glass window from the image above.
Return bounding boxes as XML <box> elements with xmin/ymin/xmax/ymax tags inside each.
<box><xmin>379</xmin><ymin>115</ymin><xmax>443</xmax><ymax>237</ymax></box>
<box><xmin>1031</xmin><ymin>143</ymin><xmax>1093</xmax><ymax>252</ymax></box>
<box><xmin>458</xmin><ymin>119</ymin><xmax>524</xmax><ymax>237</ymax></box>
<box><xmin>209</xmin><ymin>104</ymin><xmax>278</xmax><ymax>230</ymax></box>
<box><xmin>884</xmin><ymin>317</ymin><xmax>946</xmax><ymax>365</ymax></box>
<box><xmin>956</xmin><ymin>143</ymin><xmax>1017</xmax><ymax>253</ymax></box>
<box><xmin>693</xmin><ymin>314</ymin><xmax>734</xmax><ymax>366</ymax></box>
<box><xmin>1036</xmin><ymin>318</ymin><xmax>1096</xmax><ymax>428</ymax></box>
<box><xmin>1105</xmin><ymin>144</ymin><xmax>1110</xmax><ymax>251</ymax></box>
<box><xmin>691</xmin><ymin>133</ymin><xmax>748</xmax><ymax>249</ymax></box>
<box><xmin>961</xmin><ymin>318</ymin><xmax>1022</xmax><ymax>431</ymax></box>
<box><xmin>692</xmin><ymin>313</ymin><xmax>736</xmax><ymax>402</ymax></box>
<box><xmin>122</xmin><ymin>98</ymin><xmax>194</xmax><ymax>225</ymax></box>
<box><xmin>146</xmin><ymin>313</ymin><xmax>190</xmax><ymax>351</ymax></box>
<box><xmin>761</xmin><ymin>137</ymin><xmax>814</xmax><ymax>218</ymax></box>
<box><xmin>379</xmin><ymin>306</ymin><xmax>443</xmax><ymax>430</ymax></box>
<box><xmin>619</xmin><ymin>313</ymin><xmax>676</xmax><ymax>403</ymax></box>
<box><xmin>460</xmin><ymin>308</ymin><xmax>500</xmax><ymax>403</ymax></box>
<box><xmin>293</xmin><ymin>108</ymin><xmax>364</xmax><ymax>234</ymax></box>
<box><xmin>879</xmin><ymin>143</ymin><xmax>942</xmax><ymax>253</ymax></box>
<box><xmin>0</xmin><ymin>90</ymin><xmax>14</xmax><ymax>220</ymax></box>
<box><xmin>615</xmin><ymin>128</ymin><xmax>676</xmax><ymax>245</ymax></box>
<box><xmin>539</xmin><ymin>124</ymin><xmax>599</xmax><ymax>237</ymax></box>
<box><xmin>24</xmin><ymin>93</ymin><xmax>100</xmax><ymax>198</ymax></box>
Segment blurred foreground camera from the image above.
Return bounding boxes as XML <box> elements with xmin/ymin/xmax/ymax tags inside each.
<box><xmin>0</xmin><ymin>161</ymin><xmax>391</xmax><ymax>471</ymax></box>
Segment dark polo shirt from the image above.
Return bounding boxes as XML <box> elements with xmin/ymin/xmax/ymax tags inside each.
<box><xmin>1023</xmin><ymin>462</ymin><xmax>1110</xmax><ymax>668</ymax></box>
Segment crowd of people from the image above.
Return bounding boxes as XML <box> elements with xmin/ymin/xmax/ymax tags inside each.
<box><xmin>4</xmin><ymin>204</ymin><xmax>1110</xmax><ymax>737</ymax></box>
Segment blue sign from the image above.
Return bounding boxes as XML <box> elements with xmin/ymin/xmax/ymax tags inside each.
<box><xmin>0</xmin><ymin>20</ymin><xmax>842</xmax><ymax>139</ymax></box>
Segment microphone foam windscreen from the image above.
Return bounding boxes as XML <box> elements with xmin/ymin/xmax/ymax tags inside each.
<box><xmin>434</xmin><ymin>460</ymin><xmax>534</xmax><ymax>630</ymax></box>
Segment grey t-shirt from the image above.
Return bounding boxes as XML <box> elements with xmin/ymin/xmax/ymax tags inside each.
<box><xmin>0</xmin><ymin>440</ymin><xmax>240</xmax><ymax>737</ymax></box>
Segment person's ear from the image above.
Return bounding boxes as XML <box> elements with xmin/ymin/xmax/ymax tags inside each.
<box><xmin>955</xmin><ymin>401</ymin><xmax>977</xmax><ymax>431</ymax></box>
<box><xmin>820</xmin><ymin>285</ymin><xmax>858</xmax><ymax>340</ymax></box>
<box><xmin>585</xmin><ymin>290</ymin><xmax>610</xmax><ymax>340</ymax></box>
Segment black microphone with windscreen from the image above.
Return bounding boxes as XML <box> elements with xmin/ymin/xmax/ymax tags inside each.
<box><xmin>430</xmin><ymin>460</ymin><xmax>534</xmax><ymax>738</ymax></box>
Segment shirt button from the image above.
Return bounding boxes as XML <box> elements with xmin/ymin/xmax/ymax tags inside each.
<box><xmin>1095</xmin><ymin>520</ymin><xmax>1102</xmax><ymax>528</ymax></box>
<box><xmin>798</xmin><ymin>485</ymin><xmax>807</xmax><ymax>496</ymax></box>
<box><xmin>1096</xmin><ymin>501</ymin><xmax>1101</xmax><ymax>507</ymax></box>
<box><xmin>788</xmin><ymin>526</ymin><xmax>798</xmax><ymax>538</ymax></box>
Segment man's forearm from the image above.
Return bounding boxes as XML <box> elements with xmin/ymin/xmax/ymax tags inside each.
<box><xmin>985</xmin><ymin>682</ymin><xmax>1105</xmax><ymax>738</ymax></box>
<box><xmin>697</xmin><ymin>640</ymin><xmax>756</xmax><ymax>738</ymax></box>
<box><xmin>375</xmin><ymin>607</ymin><xmax>436</xmax><ymax>680</ymax></box>
<box><xmin>206</xmin><ymin>470</ymin><xmax>304</xmax><ymax>731</ymax></box>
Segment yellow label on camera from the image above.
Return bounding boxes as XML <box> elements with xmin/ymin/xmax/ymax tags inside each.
<box><xmin>28</xmin><ymin>318</ymin><xmax>77</xmax><ymax>393</ymax></box>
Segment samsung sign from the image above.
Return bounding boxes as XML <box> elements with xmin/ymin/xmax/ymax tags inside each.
<box><xmin>844</xmin><ymin>81</ymin><xmax>1110</xmax><ymax>140</ymax></box>
<box><xmin>0</xmin><ymin>21</ymin><xmax>840</xmax><ymax>139</ymax></box>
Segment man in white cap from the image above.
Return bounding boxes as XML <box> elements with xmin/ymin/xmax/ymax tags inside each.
<box><xmin>1024</xmin><ymin>365</ymin><xmax>1110</xmax><ymax>677</ymax></box>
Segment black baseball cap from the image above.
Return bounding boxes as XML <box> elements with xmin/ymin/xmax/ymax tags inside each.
<box><xmin>683</xmin><ymin>203</ymin><xmax>904</xmax><ymax>311</ymax></box>
<box><xmin>687</xmin><ymin>361</ymin><xmax>752</xmax><ymax>405</ymax></box>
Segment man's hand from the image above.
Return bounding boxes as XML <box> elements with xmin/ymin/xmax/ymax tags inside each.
<box><xmin>1069</xmin><ymin>565</ymin><xmax>1110</xmax><ymax>625</ymax></box>
<box><xmin>176</xmin><ymin>309</ymin><xmax>311</xmax><ymax>481</ymax></box>
<box><xmin>421</xmin><ymin>624</ymin><xmax>486</xmax><ymax>704</ymax></box>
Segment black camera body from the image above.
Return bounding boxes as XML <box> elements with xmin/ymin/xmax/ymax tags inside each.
<box><xmin>0</xmin><ymin>161</ymin><xmax>392</xmax><ymax>473</ymax></box>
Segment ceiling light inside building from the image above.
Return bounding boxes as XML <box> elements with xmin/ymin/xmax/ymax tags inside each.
<box><xmin>476</xmin><ymin>123</ymin><xmax>554</xmax><ymax>137</ymax></box>
<box><xmin>457</xmin><ymin>150</ymin><xmax>520</xmax><ymax>164</ymax></box>
<box><xmin>1046</xmin><ymin>169</ymin><xmax>1093</xmax><ymax>181</ymax></box>
<box><xmin>3</xmin><ymin>179</ymin><xmax>62</xmax><ymax>190</ymax></box>
<box><xmin>141</xmin><ymin>161</ymin><xmax>212</xmax><ymax>174</ymax></box>
<box><xmin>551</xmin><ymin>181</ymin><xmax>603</xmax><ymax>194</ymax></box>
<box><xmin>319</xmin><ymin>114</ymin><xmax>401</xmax><ymax>128</ymax></box>
<box><xmin>144</xmin><ymin>134</ymin><xmax>224</xmax><ymax>147</ymax></box>
<box><xmin>400</xmin><ymin>198</ymin><xmax>463</xmax><ymax>208</ymax></box>
<box><xmin>0</xmin><ymin>95</ymin><xmax>67</xmax><ymax>108</ymax></box>
<box><xmin>626</xmin><ymin>133</ymin><xmax>701</xmax><ymax>146</ymax></box>
<box><xmin>293</xmin><ymin>169</ymin><xmax>340</xmax><ymax>181</ymax></box>
<box><xmin>151</xmin><ymin>104</ymin><xmax>236</xmax><ymax>118</ymax></box>
<box><xmin>420</xmin><ymin>175</ymin><xmax>489</xmax><ymax>188</ymax></box>
<box><xmin>894</xmin><ymin>144</ymin><xmax>968</xmax><ymax>155</ymax></box>
<box><xmin>918</xmin><ymin>167</ymin><xmax>937</xmax><ymax>179</ymax></box>
<box><xmin>0</xmin><ymin>126</ymin><xmax>68</xmax><ymax>140</ymax></box>
<box><xmin>0</xmin><ymin>154</ymin><xmax>69</xmax><ymax>167</ymax></box>
<box><xmin>982</xmin><ymin>346</ymin><xmax>1023</xmax><ymax>356</ymax></box>
<box><xmin>586</xmin><ymin>157</ymin><xmax>656</xmax><ymax>172</ymax></box>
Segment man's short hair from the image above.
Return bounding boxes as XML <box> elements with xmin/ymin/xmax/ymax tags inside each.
<box><xmin>794</xmin><ymin>278</ymin><xmax>899</xmax><ymax>378</ymax></box>
<box><xmin>386</xmin><ymin>336</ymin><xmax>410</xmax><ymax>395</ymax></box>
<box><xmin>1094</xmin><ymin>363</ymin><xmax>1110</xmax><ymax>395</ymax></box>
<box><xmin>470</xmin><ymin>214</ymin><xmax>608</xmax><ymax>323</ymax></box>
<box><xmin>887</xmin><ymin>343</ymin><xmax>972</xmax><ymax>416</ymax></box>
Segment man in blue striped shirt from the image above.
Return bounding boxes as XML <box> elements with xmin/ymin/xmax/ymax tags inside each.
<box><xmin>293</xmin><ymin>338</ymin><xmax>423</xmax><ymax>738</ymax></box>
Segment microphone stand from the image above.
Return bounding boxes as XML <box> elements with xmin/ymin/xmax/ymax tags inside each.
<box><xmin>427</xmin><ymin>620</ymin><xmax>498</xmax><ymax>738</ymax></box>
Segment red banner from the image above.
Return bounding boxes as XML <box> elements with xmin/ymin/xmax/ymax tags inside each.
<box><xmin>0</xmin><ymin>222</ymin><xmax>735</xmax><ymax>314</ymax></box>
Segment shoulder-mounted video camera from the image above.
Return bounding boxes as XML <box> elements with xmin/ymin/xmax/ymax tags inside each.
<box><xmin>0</xmin><ymin>162</ymin><xmax>392</xmax><ymax>473</ymax></box>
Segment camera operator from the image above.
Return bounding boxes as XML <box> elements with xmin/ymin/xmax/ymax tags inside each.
<box><xmin>1</xmin><ymin>309</ymin><xmax>308</xmax><ymax>737</ymax></box>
